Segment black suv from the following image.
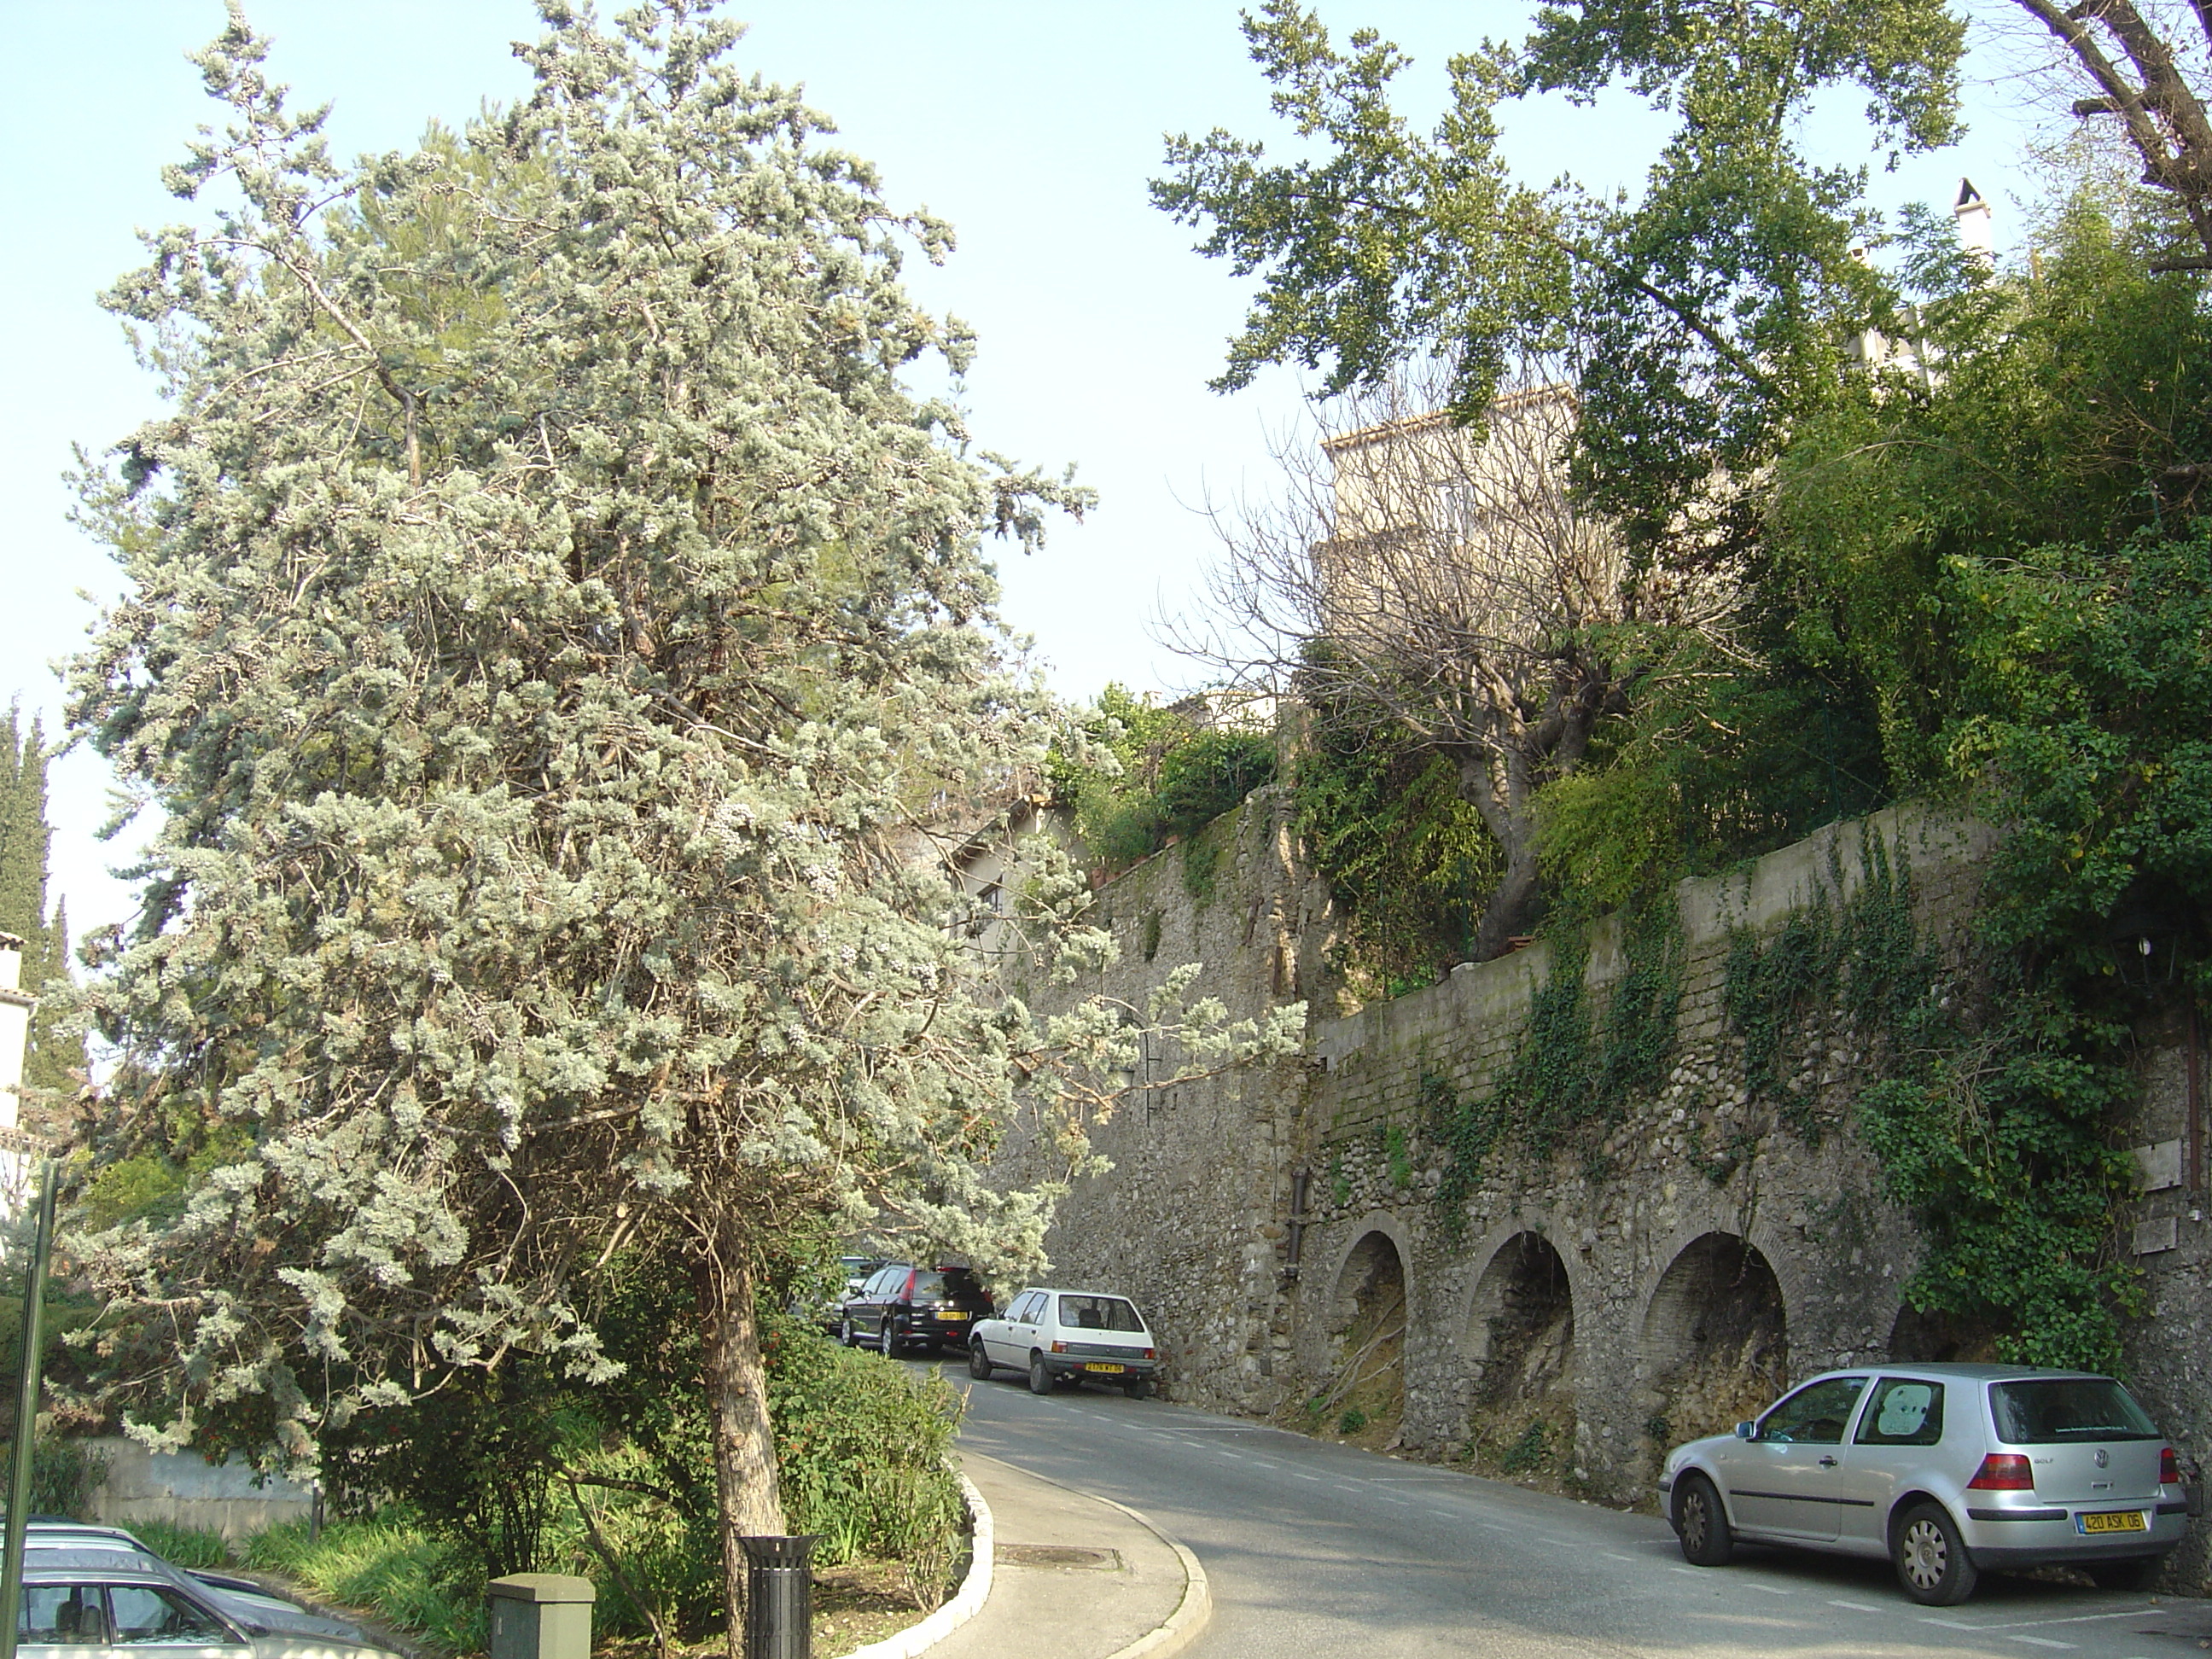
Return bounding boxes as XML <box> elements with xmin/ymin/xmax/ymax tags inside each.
<box><xmin>841</xmin><ymin>1263</ymin><xmax>994</xmax><ymax>1355</ymax></box>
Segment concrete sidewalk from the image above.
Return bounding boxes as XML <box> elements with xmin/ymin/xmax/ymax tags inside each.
<box><xmin>928</xmin><ymin>1451</ymin><xmax>1208</xmax><ymax>1659</ymax></box>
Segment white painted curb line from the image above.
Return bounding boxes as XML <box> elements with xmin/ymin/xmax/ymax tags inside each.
<box><xmin>830</xmin><ymin>1470</ymin><xmax>992</xmax><ymax>1659</ymax></box>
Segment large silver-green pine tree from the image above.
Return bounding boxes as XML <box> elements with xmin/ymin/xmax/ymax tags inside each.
<box><xmin>65</xmin><ymin>3</ymin><xmax>1293</xmax><ymax>1631</ymax></box>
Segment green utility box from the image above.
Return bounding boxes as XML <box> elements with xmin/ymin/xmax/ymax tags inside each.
<box><xmin>487</xmin><ymin>1574</ymin><xmax>596</xmax><ymax>1659</ymax></box>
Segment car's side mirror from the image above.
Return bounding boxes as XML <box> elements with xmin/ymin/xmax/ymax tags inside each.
<box><xmin>1734</xmin><ymin>1420</ymin><xmax>1757</xmax><ymax>1441</ymax></box>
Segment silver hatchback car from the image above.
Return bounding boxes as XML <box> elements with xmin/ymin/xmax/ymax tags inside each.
<box><xmin>1659</xmin><ymin>1363</ymin><xmax>2192</xmax><ymax>1605</ymax></box>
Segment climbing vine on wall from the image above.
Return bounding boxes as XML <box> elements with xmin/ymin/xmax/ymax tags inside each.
<box><xmin>1721</xmin><ymin>834</ymin><xmax>1944</xmax><ymax>1144</ymax></box>
<box><xmin>1719</xmin><ymin>830</ymin><xmax>2142</xmax><ymax>1371</ymax></box>
<box><xmin>1431</xmin><ymin>902</ymin><xmax>1684</xmax><ymax>1225</ymax></box>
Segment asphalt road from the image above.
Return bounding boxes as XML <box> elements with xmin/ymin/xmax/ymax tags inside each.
<box><xmin>917</xmin><ymin>1357</ymin><xmax>2212</xmax><ymax>1659</ymax></box>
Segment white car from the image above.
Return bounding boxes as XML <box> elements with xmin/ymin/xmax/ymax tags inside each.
<box><xmin>26</xmin><ymin>1528</ymin><xmax>366</xmax><ymax>1643</ymax></box>
<box><xmin>968</xmin><ymin>1286</ymin><xmax>1161</xmax><ymax>1398</ymax></box>
<box><xmin>17</xmin><ymin>1563</ymin><xmax>402</xmax><ymax>1659</ymax></box>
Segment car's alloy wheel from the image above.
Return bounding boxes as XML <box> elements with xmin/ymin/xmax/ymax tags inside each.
<box><xmin>969</xmin><ymin>1342</ymin><xmax>994</xmax><ymax>1381</ymax></box>
<box><xmin>839</xmin><ymin>1318</ymin><xmax>854</xmax><ymax>1348</ymax></box>
<box><xmin>1674</xmin><ymin>1474</ymin><xmax>1733</xmax><ymax>1567</ymax></box>
<box><xmin>879</xmin><ymin>1323</ymin><xmax>897</xmax><ymax>1359</ymax></box>
<box><xmin>1894</xmin><ymin>1502</ymin><xmax>1978</xmax><ymax>1605</ymax></box>
<box><xmin>1028</xmin><ymin>1355</ymin><xmax>1053</xmax><ymax>1396</ymax></box>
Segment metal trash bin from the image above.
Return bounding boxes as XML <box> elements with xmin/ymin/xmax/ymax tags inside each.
<box><xmin>487</xmin><ymin>1574</ymin><xmax>595</xmax><ymax>1659</ymax></box>
<box><xmin>740</xmin><ymin>1534</ymin><xmax>816</xmax><ymax>1659</ymax></box>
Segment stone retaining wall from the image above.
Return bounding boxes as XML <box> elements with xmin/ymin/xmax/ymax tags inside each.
<box><xmin>998</xmin><ymin>789</ymin><xmax>2212</xmax><ymax>1586</ymax></box>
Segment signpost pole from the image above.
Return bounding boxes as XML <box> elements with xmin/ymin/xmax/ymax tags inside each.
<box><xmin>0</xmin><ymin>1160</ymin><xmax>61</xmax><ymax>1659</ymax></box>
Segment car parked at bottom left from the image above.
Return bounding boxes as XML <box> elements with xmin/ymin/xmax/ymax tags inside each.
<box><xmin>15</xmin><ymin>1561</ymin><xmax>401</xmax><ymax>1659</ymax></box>
<box><xmin>24</xmin><ymin>1526</ymin><xmax>366</xmax><ymax>1644</ymax></box>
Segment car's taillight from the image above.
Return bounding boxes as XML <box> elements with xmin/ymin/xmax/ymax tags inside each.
<box><xmin>1051</xmin><ymin>1341</ymin><xmax>1068</xmax><ymax>1353</ymax></box>
<box><xmin>1967</xmin><ymin>1453</ymin><xmax>2034</xmax><ymax>1490</ymax></box>
<box><xmin>1144</xmin><ymin>1348</ymin><xmax>1155</xmax><ymax>1360</ymax></box>
<box><xmin>2162</xmin><ymin>1446</ymin><xmax>2182</xmax><ymax>1485</ymax></box>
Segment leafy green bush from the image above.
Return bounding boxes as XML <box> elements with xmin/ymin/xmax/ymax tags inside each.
<box><xmin>1056</xmin><ymin>684</ymin><xmax>1276</xmax><ymax>876</ymax></box>
<box><xmin>1499</xmin><ymin>1420</ymin><xmax>1551</xmax><ymax>1474</ymax></box>
<box><xmin>0</xmin><ymin>1438</ymin><xmax>111</xmax><ymax>1521</ymax></box>
<box><xmin>1293</xmin><ymin>731</ymin><xmax>1498</xmax><ymax>997</ymax></box>
<box><xmin>767</xmin><ymin>1324</ymin><xmax>968</xmax><ymax>1606</ymax></box>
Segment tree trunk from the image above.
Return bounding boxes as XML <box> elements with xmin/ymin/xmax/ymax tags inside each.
<box><xmin>697</xmin><ymin>1257</ymin><xmax>785</xmax><ymax>1658</ymax></box>
<box><xmin>1470</xmin><ymin>831</ymin><xmax>1545</xmax><ymax>962</ymax></box>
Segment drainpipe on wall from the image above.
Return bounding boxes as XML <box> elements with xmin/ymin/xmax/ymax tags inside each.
<box><xmin>2189</xmin><ymin>1001</ymin><xmax>2203</xmax><ymax>1205</ymax></box>
<box><xmin>1284</xmin><ymin>1167</ymin><xmax>1311</xmax><ymax>1281</ymax></box>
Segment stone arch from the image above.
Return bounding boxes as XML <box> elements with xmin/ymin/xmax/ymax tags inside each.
<box><xmin>1318</xmin><ymin>1221</ymin><xmax>1408</xmax><ymax>1441</ymax></box>
<box><xmin>1639</xmin><ymin>1231</ymin><xmax>1788</xmax><ymax>1459</ymax></box>
<box><xmin>1460</xmin><ymin>1230</ymin><xmax>1577</xmax><ymax>1476</ymax></box>
<box><xmin>1464</xmin><ymin>1230</ymin><xmax>1576</xmax><ymax>1400</ymax></box>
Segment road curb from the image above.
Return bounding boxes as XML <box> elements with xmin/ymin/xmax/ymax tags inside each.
<box><xmin>1003</xmin><ymin>1462</ymin><xmax>1214</xmax><ymax>1659</ymax></box>
<box><xmin>832</xmin><ymin>1468</ymin><xmax>993</xmax><ymax>1659</ymax></box>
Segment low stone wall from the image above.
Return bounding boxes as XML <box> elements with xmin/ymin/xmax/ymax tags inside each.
<box><xmin>86</xmin><ymin>1436</ymin><xmax>313</xmax><ymax>1539</ymax></box>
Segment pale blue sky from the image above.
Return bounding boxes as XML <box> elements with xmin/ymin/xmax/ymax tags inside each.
<box><xmin>2</xmin><ymin>2</ymin><xmax>2046</xmax><ymax>944</ymax></box>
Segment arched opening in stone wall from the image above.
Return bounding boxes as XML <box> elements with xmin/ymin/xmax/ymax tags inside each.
<box><xmin>1462</xmin><ymin>1231</ymin><xmax>1576</xmax><ymax>1481</ymax></box>
<box><xmin>1313</xmin><ymin>1230</ymin><xmax>1406</xmax><ymax>1448</ymax></box>
<box><xmin>1640</xmin><ymin>1232</ymin><xmax>1787</xmax><ymax>1470</ymax></box>
<box><xmin>1888</xmin><ymin>1302</ymin><xmax>2001</xmax><ymax>1365</ymax></box>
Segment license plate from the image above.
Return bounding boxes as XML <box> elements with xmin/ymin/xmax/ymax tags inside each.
<box><xmin>935</xmin><ymin>1311</ymin><xmax>968</xmax><ymax>1320</ymax></box>
<box><xmin>1082</xmin><ymin>1362</ymin><xmax>1126</xmax><ymax>1374</ymax></box>
<box><xmin>2075</xmin><ymin>1510</ymin><xmax>2148</xmax><ymax>1534</ymax></box>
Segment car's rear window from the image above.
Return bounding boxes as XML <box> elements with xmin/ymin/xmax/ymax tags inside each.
<box><xmin>1989</xmin><ymin>1378</ymin><xmax>2160</xmax><ymax>1443</ymax></box>
<box><xmin>911</xmin><ymin>1270</ymin><xmax>980</xmax><ymax>1300</ymax></box>
<box><xmin>1057</xmin><ymin>1295</ymin><xmax>1145</xmax><ymax>1332</ymax></box>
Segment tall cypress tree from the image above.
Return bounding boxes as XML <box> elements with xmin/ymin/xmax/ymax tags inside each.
<box><xmin>0</xmin><ymin>706</ymin><xmax>79</xmax><ymax>1121</ymax></box>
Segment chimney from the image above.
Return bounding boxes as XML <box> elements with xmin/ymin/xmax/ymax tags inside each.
<box><xmin>1953</xmin><ymin>178</ymin><xmax>1995</xmax><ymax>265</ymax></box>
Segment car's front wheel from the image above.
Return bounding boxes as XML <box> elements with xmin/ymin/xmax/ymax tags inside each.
<box><xmin>969</xmin><ymin>1342</ymin><xmax>995</xmax><ymax>1381</ymax></box>
<box><xmin>1674</xmin><ymin>1474</ymin><xmax>1733</xmax><ymax>1567</ymax></box>
<box><xmin>1028</xmin><ymin>1355</ymin><xmax>1053</xmax><ymax>1396</ymax></box>
<box><xmin>1894</xmin><ymin>1502</ymin><xmax>1978</xmax><ymax>1605</ymax></box>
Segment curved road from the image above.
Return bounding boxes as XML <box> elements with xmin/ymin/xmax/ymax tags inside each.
<box><xmin>921</xmin><ymin>1358</ymin><xmax>2212</xmax><ymax>1659</ymax></box>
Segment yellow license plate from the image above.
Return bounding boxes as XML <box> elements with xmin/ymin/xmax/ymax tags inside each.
<box><xmin>1083</xmin><ymin>1362</ymin><xmax>1126</xmax><ymax>1373</ymax></box>
<box><xmin>935</xmin><ymin>1311</ymin><xmax>968</xmax><ymax>1320</ymax></box>
<box><xmin>2076</xmin><ymin>1510</ymin><xmax>2147</xmax><ymax>1534</ymax></box>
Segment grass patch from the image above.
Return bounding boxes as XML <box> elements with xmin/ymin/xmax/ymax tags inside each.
<box><xmin>245</xmin><ymin>1517</ymin><xmax>481</xmax><ymax>1654</ymax></box>
<box><xmin>127</xmin><ymin>1521</ymin><xmax>230</xmax><ymax>1569</ymax></box>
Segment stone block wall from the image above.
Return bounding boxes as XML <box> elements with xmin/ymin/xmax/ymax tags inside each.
<box><xmin>998</xmin><ymin>791</ymin><xmax>2212</xmax><ymax>1580</ymax></box>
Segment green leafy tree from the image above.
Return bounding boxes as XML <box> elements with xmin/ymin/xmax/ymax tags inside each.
<box><xmin>1154</xmin><ymin>0</ymin><xmax>1965</xmax><ymax>565</ymax></box>
<box><xmin>1757</xmin><ymin>172</ymin><xmax>2212</xmax><ymax>1364</ymax></box>
<box><xmin>63</xmin><ymin>6</ymin><xmax>1297</xmax><ymax>1644</ymax></box>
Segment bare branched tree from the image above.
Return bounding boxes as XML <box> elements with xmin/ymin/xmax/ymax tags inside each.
<box><xmin>2007</xmin><ymin>0</ymin><xmax>2212</xmax><ymax>269</ymax></box>
<box><xmin>1169</xmin><ymin>364</ymin><xmax>1736</xmax><ymax>960</ymax></box>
